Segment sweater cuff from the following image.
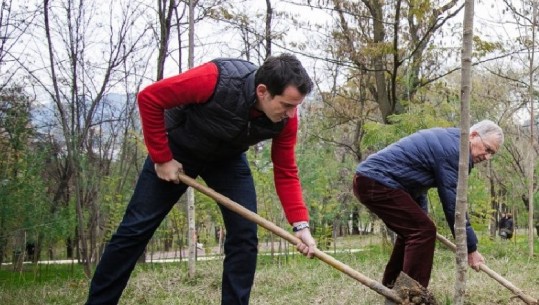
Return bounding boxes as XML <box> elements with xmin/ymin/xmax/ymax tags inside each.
<box><xmin>467</xmin><ymin>243</ymin><xmax>477</xmax><ymax>253</ymax></box>
<box><xmin>148</xmin><ymin>148</ymin><xmax>173</xmax><ymax>164</ymax></box>
<box><xmin>285</xmin><ymin>208</ymin><xmax>309</xmax><ymax>225</ymax></box>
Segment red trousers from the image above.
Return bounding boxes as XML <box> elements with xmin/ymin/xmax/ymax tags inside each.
<box><xmin>353</xmin><ymin>173</ymin><xmax>436</xmax><ymax>288</ymax></box>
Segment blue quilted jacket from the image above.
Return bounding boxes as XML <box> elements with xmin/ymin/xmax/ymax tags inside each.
<box><xmin>356</xmin><ymin>127</ymin><xmax>478</xmax><ymax>253</ymax></box>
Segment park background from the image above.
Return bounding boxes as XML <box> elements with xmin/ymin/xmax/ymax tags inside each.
<box><xmin>1</xmin><ymin>0</ymin><xmax>539</xmax><ymax>304</ymax></box>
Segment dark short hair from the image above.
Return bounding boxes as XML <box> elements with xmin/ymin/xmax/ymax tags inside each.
<box><xmin>255</xmin><ymin>53</ymin><xmax>313</xmax><ymax>96</ymax></box>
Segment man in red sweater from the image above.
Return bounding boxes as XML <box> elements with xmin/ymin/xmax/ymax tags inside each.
<box><xmin>85</xmin><ymin>53</ymin><xmax>317</xmax><ymax>305</ymax></box>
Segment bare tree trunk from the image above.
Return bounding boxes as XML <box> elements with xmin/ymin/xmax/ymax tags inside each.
<box><xmin>187</xmin><ymin>0</ymin><xmax>197</xmax><ymax>279</ymax></box>
<box><xmin>527</xmin><ymin>0</ymin><xmax>537</xmax><ymax>258</ymax></box>
<box><xmin>43</xmin><ymin>0</ymin><xmax>92</xmax><ymax>276</ymax></box>
<box><xmin>454</xmin><ymin>0</ymin><xmax>474</xmax><ymax>304</ymax></box>
<box><xmin>187</xmin><ymin>188</ymin><xmax>196</xmax><ymax>277</ymax></box>
<box><xmin>360</xmin><ymin>0</ymin><xmax>393</xmax><ymax>123</ymax></box>
<box><xmin>264</xmin><ymin>0</ymin><xmax>272</xmax><ymax>58</ymax></box>
<box><xmin>488</xmin><ymin>161</ymin><xmax>498</xmax><ymax>239</ymax></box>
<box><xmin>12</xmin><ymin>230</ymin><xmax>26</xmax><ymax>272</ymax></box>
<box><xmin>218</xmin><ymin>225</ymin><xmax>225</xmax><ymax>255</ymax></box>
<box><xmin>157</xmin><ymin>0</ymin><xmax>177</xmax><ymax>80</ymax></box>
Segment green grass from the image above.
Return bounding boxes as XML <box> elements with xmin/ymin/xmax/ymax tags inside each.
<box><xmin>0</xmin><ymin>263</ymin><xmax>85</xmax><ymax>287</ymax></box>
<box><xmin>0</xmin><ymin>235</ymin><xmax>538</xmax><ymax>305</ymax></box>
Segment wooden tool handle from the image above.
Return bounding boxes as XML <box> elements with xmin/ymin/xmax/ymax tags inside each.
<box><xmin>436</xmin><ymin>233</ymin><xmax>538</xmax><ymax>305</ymax></box>
<box><xmin>178</xmin><ymin>173</ymin><xmax>403</xmax><ymax>303</ymax></box>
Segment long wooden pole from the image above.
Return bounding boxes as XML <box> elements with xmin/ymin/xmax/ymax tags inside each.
<box><xmin>436</xmin><ymin>233</ymin><xmax>538</xmax><ymax>305</ymax></box>
<box><xmin>178</xmin><ymin>173</ymin><xmax>403</xmax><ymax>304</ymax></box>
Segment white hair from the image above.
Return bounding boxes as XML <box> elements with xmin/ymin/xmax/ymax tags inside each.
<box><xmin>470</xmin><ymin>119</ymin><xmax>504</xmax><ymax>146</ymax></box>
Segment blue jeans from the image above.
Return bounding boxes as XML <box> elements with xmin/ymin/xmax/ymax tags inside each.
<box><xmin>86</xmin><ymin>153</ymin><xmax>258</xmax><ymax>305</ymax></box>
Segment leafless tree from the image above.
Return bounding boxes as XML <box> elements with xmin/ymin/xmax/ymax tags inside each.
<box><xmin>454</xmin><ymin>0</ymin><xmax>474</xmax><ymax>303</ymax></box>
<box><xmin>499</xmin><ymin>0</ymin><xmax>539</xmax><ymax>256</ymax></box>
<box><xmin>525</xmin><ymin>0</ymin><xmax>537</xmax><ymax>258</ymax></box>
<box><xmin>0</xmin><ymin>0</ymin><xmax>38</xmax><ymax>90</ymax></box>
<box><xmin>20</xmin><ymin>0</ymin><xmax>153</xmax><ymax>276</ymax></box>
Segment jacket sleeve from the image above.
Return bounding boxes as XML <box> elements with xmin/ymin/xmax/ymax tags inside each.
<box><xmin>435</xmin><ymin>158</ymin><xmax>478</xmax><ymax>253</ymax></box>
<box><xmin>415</xmin><ymin>193</ymin><xmax>429</xmax><ymax>213</ymax></box>
<box><xmin>271</xmin><ymin>114</ymin><xmax>309</xmax><ymax>224</ymax></box>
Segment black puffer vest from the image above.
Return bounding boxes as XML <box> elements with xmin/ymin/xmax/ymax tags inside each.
<box><xmin>165</xmin><ymin>58</ymin><xmax>287</xmax><ymax>161</ymax></box>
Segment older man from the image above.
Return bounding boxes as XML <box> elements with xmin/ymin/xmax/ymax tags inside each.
<box><xmin>352</xmin><ymin>120</ymin><xmax>504</xmax><ymax>288</ymax></box>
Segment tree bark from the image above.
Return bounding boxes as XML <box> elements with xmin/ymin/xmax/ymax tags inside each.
<box><xmin>527</xmin><ymin>0</ymin><xmax>537</xmax><ymax>258</ymax></box>
<box><xmin>454</xmin><ymin>0</ymin><xmax>474</xmax><ymax>304</ymax></box>
<box><xmin>187</xmin><ymin>0</ymin><xmax>197</xmax><ymax>279</ymax></box>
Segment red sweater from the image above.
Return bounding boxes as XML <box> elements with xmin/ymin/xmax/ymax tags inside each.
<box><xmin>137</xmin><ymin>62</ymin><xmax>309</xmax><ymax>224</ymax></box>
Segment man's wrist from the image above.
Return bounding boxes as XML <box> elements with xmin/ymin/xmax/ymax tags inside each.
<box><xmin>292</xmin><ymin>222</ymin><xmax>310</xmax><ymax>232</ymax></box>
